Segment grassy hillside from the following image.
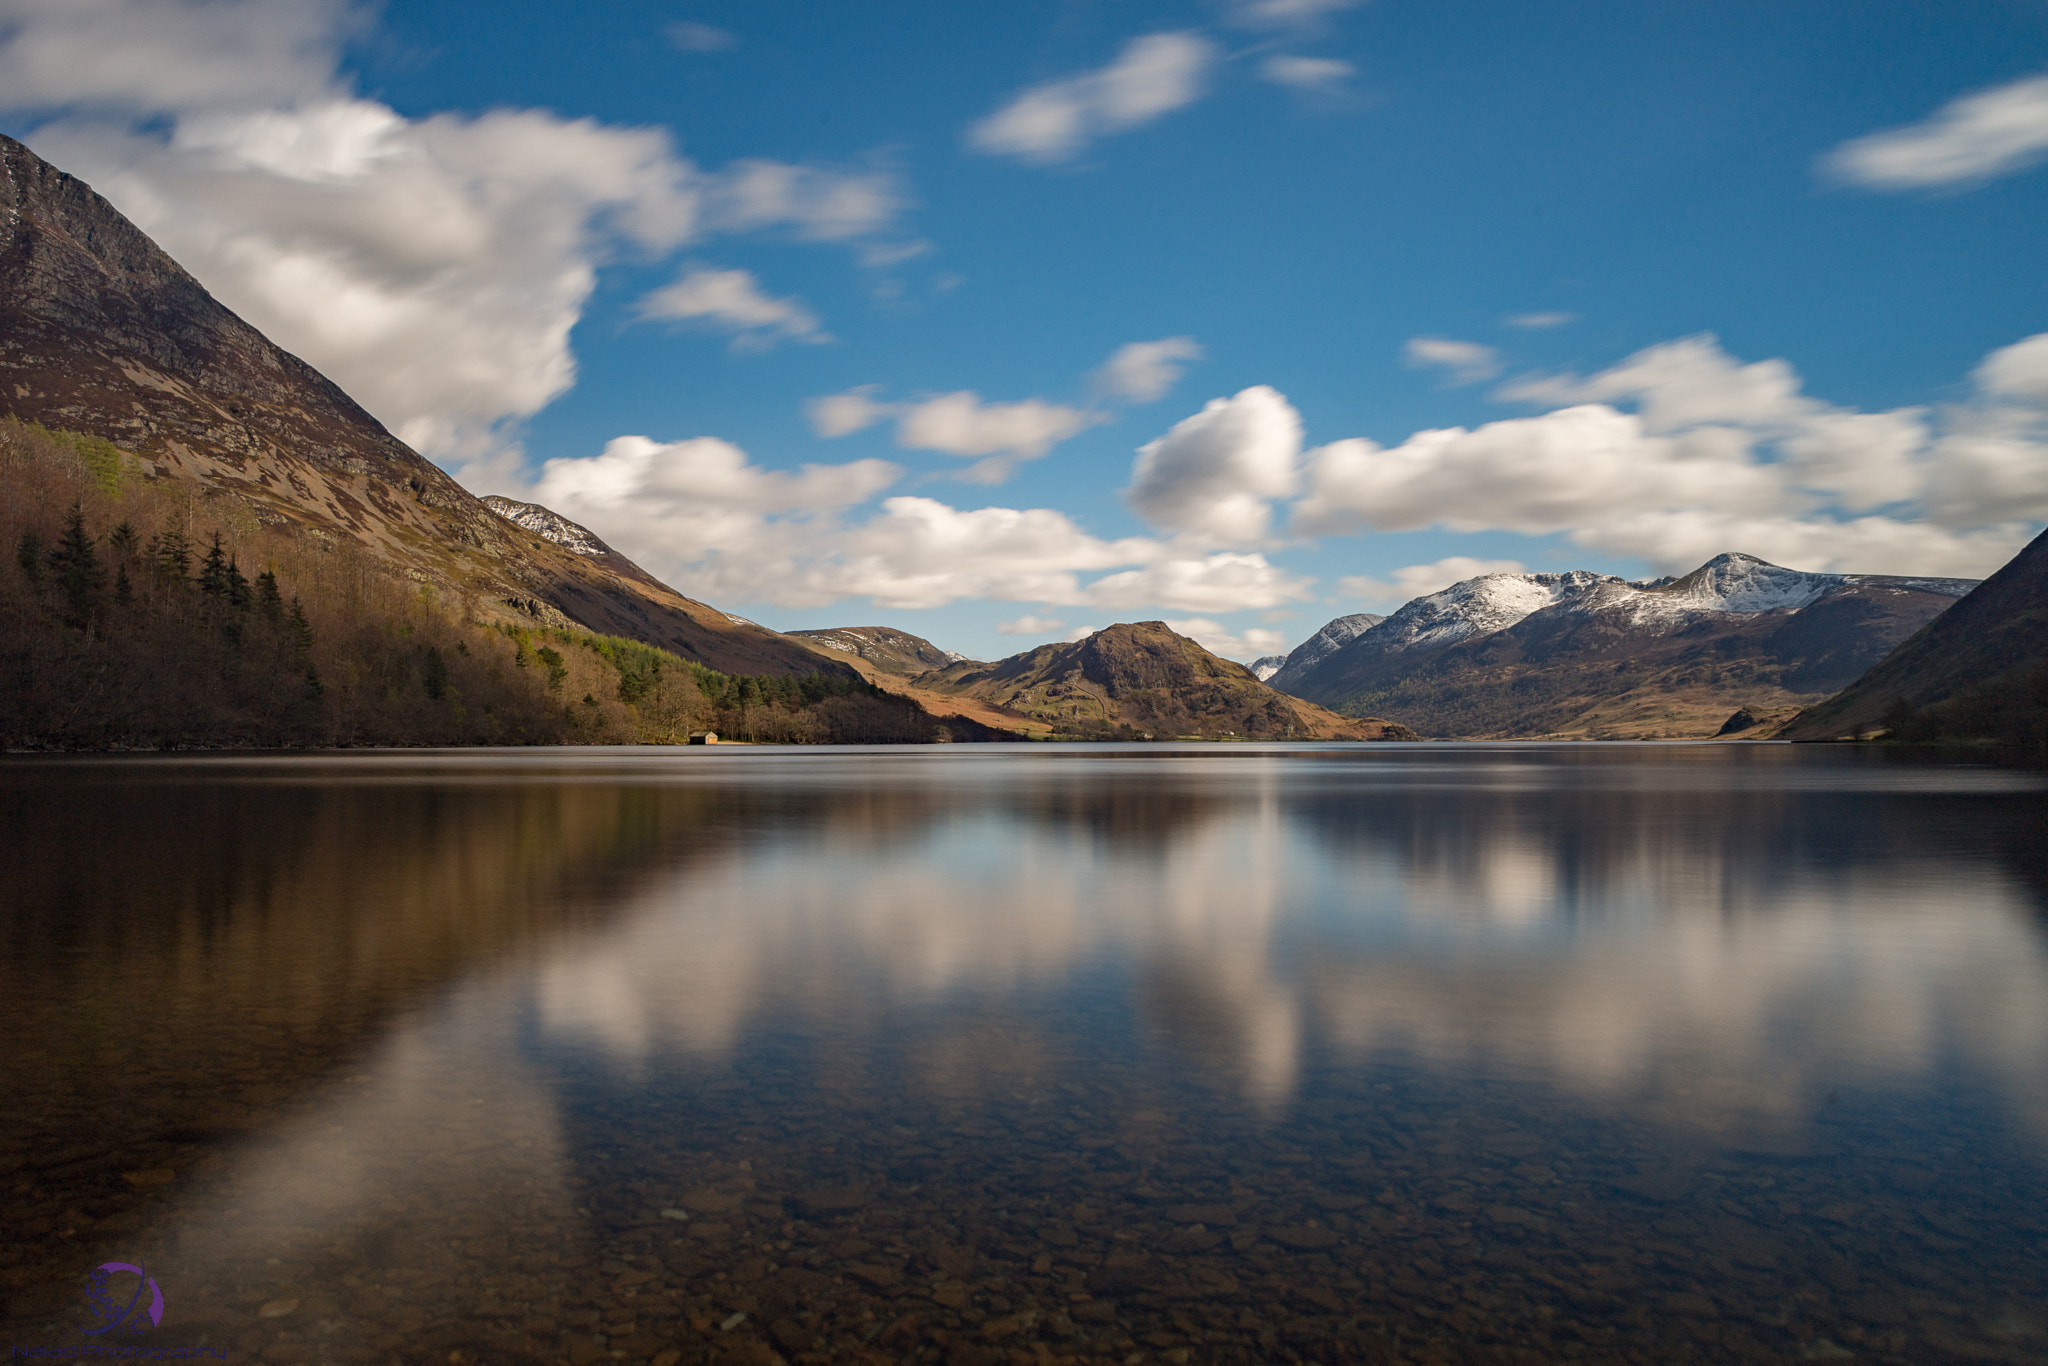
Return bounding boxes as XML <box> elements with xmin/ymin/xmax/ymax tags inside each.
<box><xmin>0</xmin><ymin>420</ymin><xmax>960</xmax><ymax>748</ymax></box>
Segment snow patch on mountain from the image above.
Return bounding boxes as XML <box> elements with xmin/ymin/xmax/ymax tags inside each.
<box><xmin>1369</xmin><ymin>571</ymin><xmax>1622</xmax><ymax>653</ymax></box>
<box><xmin>482</xmin><ymin>495</ymin><xmax>611</xmax><ymax>557</ymax></box>
<box><xmin>1249</xmin><ymin>655</ymin><xmax>1288</xmax><ymax>681</ymax></box>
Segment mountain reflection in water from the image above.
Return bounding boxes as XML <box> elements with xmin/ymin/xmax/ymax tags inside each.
<box><xmin>2</xmin><ymin>745</ymin><xmax>2045</xmax><ymax>1364</ymax></box>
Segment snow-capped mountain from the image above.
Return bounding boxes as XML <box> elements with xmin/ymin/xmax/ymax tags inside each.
<box><xmin>1249</xmin><ymin>655</ymin><xmax>1288</xmax><ymax>681</ymax></box>
<box><xmin>1269</xmin><ymin>553</ymin><xmax>1979</xmax><ymax>739</ymax></box>
<box><xmin>1261</xmin><ymin>613</ymin><xmax>1386</xmax><ymax>684</ymax></box>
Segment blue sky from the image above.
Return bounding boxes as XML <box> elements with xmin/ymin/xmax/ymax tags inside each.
<box><xmin>4</xmin><ymin>0</ymin><xmax>2047</xmax><ymax>661</ymax></box>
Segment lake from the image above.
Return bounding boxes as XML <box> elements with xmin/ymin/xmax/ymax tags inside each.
<box><xmin>3</xmin><ymin>743</ymin><xmax>2046</xmax><ymax>1365</ymax></box>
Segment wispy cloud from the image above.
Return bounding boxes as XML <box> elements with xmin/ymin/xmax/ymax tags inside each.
<box><xmin>968</xmin><ymin>32</ymin><xmax>1216</xmax><ymax>165</ymax></box>
<box><xmin>1258</xmin><ymin>55</ymin><xmax>1353</xmax><ymax>92</ymax></box>
<box><xmin>807</xmin><ymin>387</ymin><xmax>1104</xmax><ymax>483</ymax></box>
<box><xmin>1504</xmin><ymin>311</ymin><xmax>1577</xmax><ymax>330</ymax></box>
<box><xmin>1404</xmin><ymin>336</ymin><xmax>1501</xmax><ymax>385</ymax></box>
<box><xmin>665</xmin><ymin>21</ymin><xmax>735</xmax><ymax>53</ymax></box>
<box><xmin>1093</xmin><ymin>336</ymin><xmax>1204</xmax><ymax>402</ymax></box>
<box><xmin>1823</xmin><ymin>71</ymin><xmax>2048</xmax><ymax>189</ymax></box>
<box><xmin>636</xmin><ymin>267</ymin><xmax>826</xmax><ymax>349</ymax></box>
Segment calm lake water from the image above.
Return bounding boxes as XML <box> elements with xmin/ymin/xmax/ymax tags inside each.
<box><xmin>3</xmin><ymin>743</ymin><xmax>2047</xmax><ymax>1365</ymax></box>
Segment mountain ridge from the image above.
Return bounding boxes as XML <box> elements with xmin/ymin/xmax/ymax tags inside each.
<box><xmin>1271</xmin><ymin>553</ymin><xmax>1976</xmax><ymax>738</ymax></box>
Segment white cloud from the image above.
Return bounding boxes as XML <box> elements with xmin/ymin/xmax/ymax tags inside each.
<box><xmin>1294</xmin><ymin>333</ymin><xmax>2048</xmax><ymax>578</ymax></box>
<box><xmin>1405</xmin><ymin>336</ymin><xmax>1501</xmax><ymax>385</ymax></box>
<box><xmin>1082</xmin><ymin>553</ymin><xmax>1314</xmax><ymax>613</ymax></box>
<box><xmin>1127</xmin><ymin>386</ymin><xmax>1303</xmax><ymax>542</ymax></box>
<box><xmin>967</xmin><ymin>32</ymin><xmax>1216</xmax><ymax>165</ymax></box>
<box><xmin>523</xmin><ymin>434</ymin><xmax>1309</xmax><ymax>614</ymax></box>
<box><xmin>703</xmin><ymin>158</ymin><xmax>904</xmax><ymax>242</ymax></box>
<box><xmin>1823</xmin><ymin>71</ymin><xmax>2048</xmax><ymax>190</ymax></box>
<box><xmin>1225</xmin><ymin>0</ymin><xmax>1364</xmax><ymax>30</ymax></box>
<box><xmin>0</xmin><ymin>0</ymin><xmax>350</xmax><ymax>114</ymax></box>
<box><xmin>1504</xmin><ymin>311</ymin><xmax>1577</xmax><ymax>329</ymax></box>
<box><xmin>1258</xmin><ymin>56</ymin><xmax>1353</xmax><ymax>91</ymax></box>
<box><xmin>0</xmin><ymin>2</ymin><xmax>907</xmax><ymax>474</ymax></box>
<box><xmin>1063</xmin><ymin>625</ymin><xmax>1101</xmax><ymax>642</ymax></box>
<box><xmin>805</xmin><ymin>386</ymin><xmax>894</xmax><ymax>438</ymax></box>
<box><xmin>997</xmin><ymin>614</ymin><xmax>1066</xmax><ymax>636</ymax></box>
<box><xmin>1337</xmin><ymin>557</ymin><xmax>1529</xmax><ymax>611</ymax></box>
<box><xmin>1160</xmin><ymin>618</ymin><xmax>1288</xmax><ymax>661</ymax></box>
<box><xmin>635</xmin><ymin>266</ymin><xmax>825</xmax><ymax>349</ymax></box>
<box><xmin>665</xmin><ymin>21</ymin><xmax>734</xmax><ymax>52</ymax></box>
<box><xmin>1093</xmin><ymin>336</ymin><xmax>1204</xmax><ymax>403</ymax></box>
<box><xmin>807</xmin><ymin>388</ymin><xmax>1104</xmax><ymax>482</ymax></box>
<box><xmin>1977</xmin><ymin>331</ymin><xmax>2048</xmax><ymax>404</ymax></box>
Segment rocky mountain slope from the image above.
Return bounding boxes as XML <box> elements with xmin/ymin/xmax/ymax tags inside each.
<box><xmin>0</xmin><ymin>133</ymin><xmax>834</xmax><ymax>679</ymax></box>
<box><xmin>1271</xmin><ymin>554</ymin><xmax>1976</xmax><ymax>739</ymax></box>
<box><xmin>1261</xmin><ymin>613</ymin><xmax>1385</xmax><ymax>686</ymax></box>
<box><xmin>787</xmin><ymin>625</ymin><xmax>969</xmax><ymax>676</ymax></box>
<box><xmin>1781</xmin><ymin>527</ymin><xmax>2048</xmax><ymax>750</ymax></box>
<box><xmin>914</xmin><ymin>621</ymin><xmax>1413</xmax><ymax>741</ymax></box>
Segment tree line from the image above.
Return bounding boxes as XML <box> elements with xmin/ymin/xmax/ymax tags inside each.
<box><xmin>0</xmin><ymin>419</ymin><xmax>951</xmax><ymax>749</ymax></box>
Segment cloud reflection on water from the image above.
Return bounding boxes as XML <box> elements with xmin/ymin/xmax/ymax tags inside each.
<box><xmin>523</xmin><ymin>749</ymin><xmax>2048</xmax><ymax>1141</ymax></box>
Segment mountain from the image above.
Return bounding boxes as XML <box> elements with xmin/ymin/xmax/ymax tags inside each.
<box><xmin>480</xmin><ymin>495</ymin><xmax>614</xmax><ymax>558</ymax></box>
<box><xmin>914</xmin><ymin>621</ymin><xmax>1414</xmax><ymax>741</ymax></box>
<box><xmin>1780</xmin><ymin>527</ymin><xmax>2048</xmax><ymax>750</ymax></box>
<box><xmin>0</xmin><ymin>133</ymin><xmax>834</xmax><ymax>680</ymax></box>
<box><xmin>1249</xmin><ymin>655</ymin><xmax>1288</xmax><ymax>681</ymax></box>
<box><xmin>1263</xmin><ymin>613</ymin><xmax>1385</xmax><ymax>689</ymax></box>
<box><xmin>787</xmin><ymin>625</ymin><xmax>969</xmax><ymax>676</ymax></box>
<box><xmin>1270</xmin><ymin>554</ymin><xmax>1977</xmax><ymax>739</ymax></box>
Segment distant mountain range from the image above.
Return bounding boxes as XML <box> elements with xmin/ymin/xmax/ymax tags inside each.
<box><xmin>1266</xmin><ymin>554</ymin><xmax>1977</xmax><ymax>739</ymax></box>
<box><xmin>1782</xmin><ymin>527</ymin><xmax>2048</xmax><ymax>751</ymax></box>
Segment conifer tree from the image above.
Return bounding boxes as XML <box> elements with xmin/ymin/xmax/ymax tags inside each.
<box><xmin>47</xmin><ymin>506</ymin><xmax>105</xmax><ymax>626</ymax></box>
<box><xmin>149</xmin><ymin>528</ymin><xmax>191</xmax><ymax>581</ymax></box>
<box><xmin>16</xmin><ymin>530</ymin><xmax>43</xmax><ymax>581</ymax></box>
<box><xmin>286</xmin><ymin>597</ymin><xmax>314</xmax><ymax>655</ymax></box>
<box><xmin>255</xmin><ymin>570</ymin><xmax>284</xmax><ymax>622</ymax></box>
<box><xmin>107</xmin><ymin>521</ymin><xmax>138</xmax><ymax>560</ymax></box>
<box><xmin>197</xmin><ymin>532</ymin><xmax>231</xmax><ymax>597</ymax></box>
<box><xmin>114</xmin><ymin>564</ymin><xmax>133</xmax><ymax>605</ymax></box>
<box><xmin>226</xmin><ymin>556</ymin><xmax>252</xmax><ymax>612</ymax></box>
<box><xmin>422</xmin><ymin>645</ymin><xmax>449</xmax><ymax>701</ymax></box>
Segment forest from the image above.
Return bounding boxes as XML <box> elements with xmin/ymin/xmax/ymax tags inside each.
<box><xmin>0</xmin><ymin>419</ymin><xmax>955</xmax><ymax>749</ymax></box>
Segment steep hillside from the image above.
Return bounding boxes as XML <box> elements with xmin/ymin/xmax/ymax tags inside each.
<box><xmin>788</xmin><ymin>625</ymin><xmax>968</xmax><ymax>676</ymax></box>
<box><xmin>1781</xmin><ymin>527</ymin><xmax>2048</xmax><ymax>750</ymax></box>
<box><xmin>1273</xmin><ymin>554</ymin><xmax>1974</xmax><ymax>739</ymax></box>
<box><xmin>915</xmin><ymin>621</ymin><xmax>1413</xmax><ymax>741</ymax></box>
<box><xmin>1264</xmin><ymin>613</ymin><xmax>1385</xmax><ymax>689</ymax></box>
<box><xmin>0</xmin><ymin>133</ymin><xmax>834</xmax><ymax>679</ymax></box>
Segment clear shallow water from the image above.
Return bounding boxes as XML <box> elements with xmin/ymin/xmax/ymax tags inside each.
<box><xmin>2</xmin><ymin>743</ymin><xmax>2046</xmax><ymax>1365</ymax></box>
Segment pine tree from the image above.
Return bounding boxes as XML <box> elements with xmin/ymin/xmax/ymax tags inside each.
<box><xmin>149</xmin><ymin>528</ymin><xmax>191</xmax><ymax>581</ymax></box>
<box><xmin>255</xmin><ymin>570</ymin><xmax>284</xmax><ymax>622</ymax></box>
<box><xmin>114</xmin><ymin>564</ymin><xmax>133</xmax><ymax>605</ymax></box>
<box><xmin>422</xmin><ymin>646</ymin><xmax>449</xmax><ymax>701</ymax></box>
<box><xmin>107</xmin><ymin>521</ymin><xmax>138</xmax><ymax>560</ymax></box>
<box><xmin>197</xmin><ymin>532</ymin><xmax>231</xmax><ymax>597</ymax></box>
<box><xmin>47</xmin><ymin>506</ymin><xmax>105</xmax><ymax>626</ymax></box>
<box><xmin>286</xmin><ymin>597</ymin><xmax>314</xmax><ymax>655</ymax></box>
<box><xmin>225</xmin><ymin>556</ymin><xmax>251</xmax><ymax>612</ymax></box>
<box><xmin>16</xmin><ymin>530</ymin><xmax>43</xmax><ymax>581</ymax></box>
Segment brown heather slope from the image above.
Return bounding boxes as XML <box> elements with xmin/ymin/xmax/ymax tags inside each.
<box><xmin>0</xmin><ymin>133</ymin><xmax>835</xmax><ymax>679</ymax></box>
<box><xmin>913</xmin><ymin>621</ymin><xmax>1414</xmax><ymax>740</ymax></box>
<box><xmin>1781</xmin><ymin>526</ymin><xmax>2048</xmax><ymax>751</ymax></box>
